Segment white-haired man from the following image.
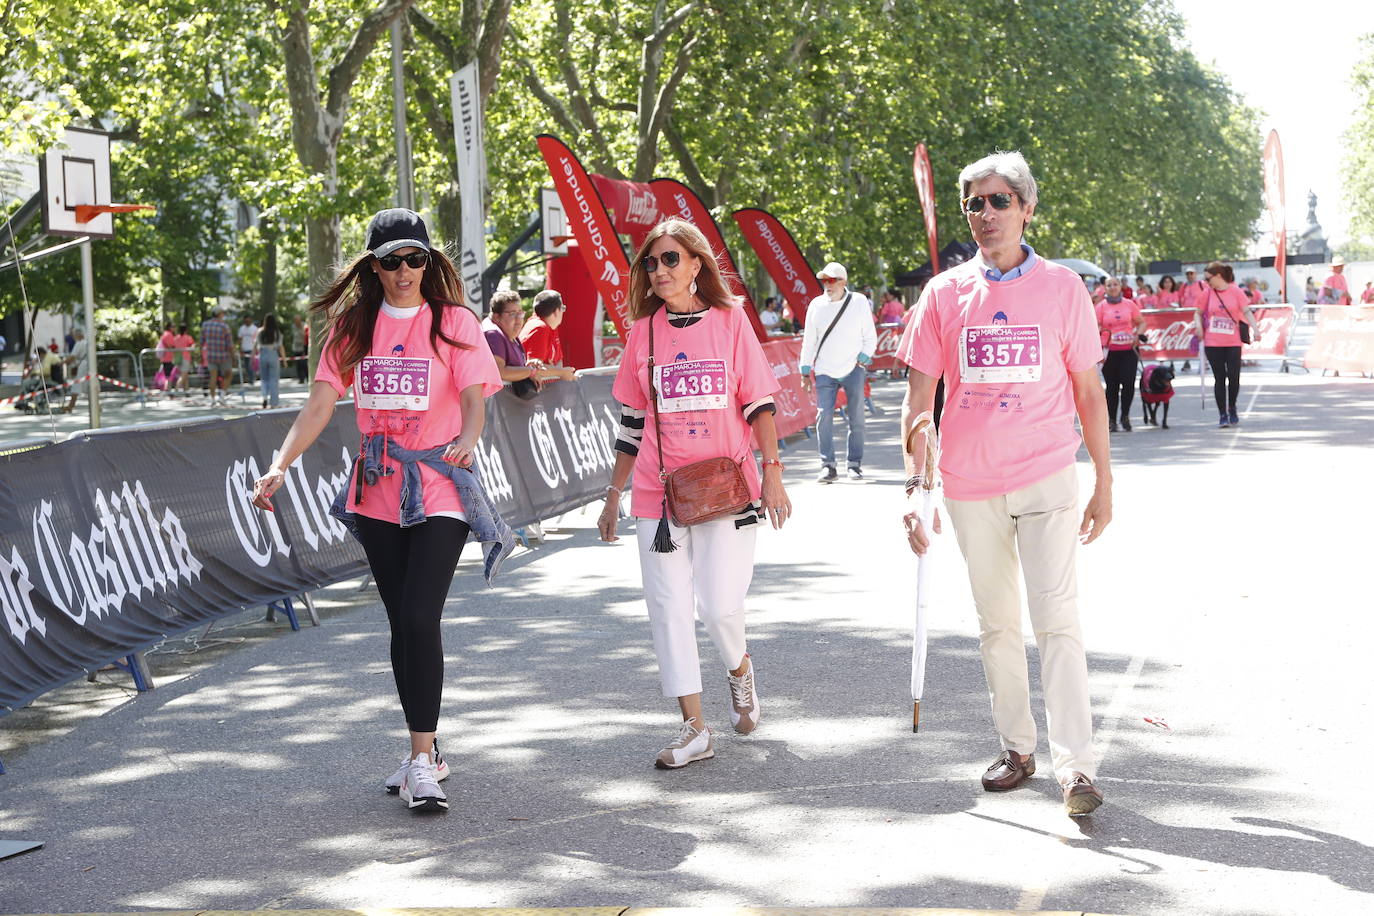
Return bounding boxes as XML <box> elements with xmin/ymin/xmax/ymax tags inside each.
<box><xmin>896</xmin><ymin>151</ymin><xmax>1112</xmax><ymax>817</ymax></box>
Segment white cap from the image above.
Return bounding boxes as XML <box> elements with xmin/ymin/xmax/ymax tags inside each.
<box><xmin>1331</xmin><ymin>255</ymin><xmax>1345</xmax><ymax>267</ymax></box>
<box><xmin>817</xmin><ymin>262</ymin><xmax>848</xmax><ymax>282</ymax></box>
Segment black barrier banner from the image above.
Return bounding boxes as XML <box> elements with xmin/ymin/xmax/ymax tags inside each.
<box><xmin>1</xmin><ymin>380</ymin><xmax>626</xmax><ymax>711</ymax></box>
<box><xmin>484</xmin><ymin>375</ymin><xmax>621</xmax><ymax>528</ymax></box>
<box><xmin>0</xmin><ymin>408</ymin><xmax>366</xmax><ymax>711</ymax></box>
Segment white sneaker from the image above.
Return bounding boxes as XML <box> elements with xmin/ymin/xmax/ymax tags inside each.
<box><xmin>654</xmin><ymin>717</ymin><xmax>714</xmax><ymax>769</ymax></box>
<box><xmin>400</xmin><ymin>751</ymin><xmax>449</xmax><ymax>811</ymax></box>
<box><xmin>726</xmin><ymin>656</ymin><xmax>760</xmax><ymax>734</ymax></box>
<box><xmin>384</xmin><ymin>743</ymin><xmax>450</xmax><ymax>794</ymax></box>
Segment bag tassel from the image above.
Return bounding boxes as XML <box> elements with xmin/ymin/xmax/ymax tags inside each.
<box><xmin>651</xmin><ymin>498</ymin><xmax>678</xmax><ymax>553</ymax></box>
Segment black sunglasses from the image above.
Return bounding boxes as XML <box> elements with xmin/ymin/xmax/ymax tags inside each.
<box><xmin>376</xmin><ymin>251</ymin><xmax>430</xmax><ymax>271</ymax></box>
<box><xmin>640</xmin><ymin>250</ymin><xmax>681</xmax><ymax>273</ymax></box>
<box><xmin>962</xmin><ymin>192</ymin><xmax>1016</xmax><ymax>213</ymax></box>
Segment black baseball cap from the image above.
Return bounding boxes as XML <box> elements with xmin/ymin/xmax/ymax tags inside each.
<box><xmin>366</xmin><ymin>208</ymin><xmax>431</xmax><ymax>259</ymax></box>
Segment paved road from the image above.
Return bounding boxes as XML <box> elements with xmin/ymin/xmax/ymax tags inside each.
<box><xmin>2</xmin><ymin>352</ymin><xmax>1372</xmax><ymax>915</ymax></box>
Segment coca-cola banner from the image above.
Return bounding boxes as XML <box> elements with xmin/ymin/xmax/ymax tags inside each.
<box><xmin>1140</xmin><ymin>309</ymin><xmax>1201</xmax><ymax>360</ymax></box>
<box><xmin>732</xmin><ymin>208</ymin><xmax>823</xmax><ymax>326</ymax></box>
<box><xmin>1247</xmin><ymin>305</ymin><xmax>1295</xmax><ymax>358</ymax></box>
<box><xmin>1140</xmin><ymin>306</ymin><xmax>1296</xmax><ymax>362</ymax></box>
<box><xmin>1305</xmin><ymin>305</ymin><xmax>1374</xmax><ymax>372</ymax></box>
<box><xmin>651</xmin><ymin>177</ymin><xmax>768</xmax><ymax>341</ymax></box>
<box><xmin>537</xmin><ymin>135</ymin><xmax>632</xmax><ymax>338</ymax></box>
<box><xmin>0</xmin><ymin>408</ymin><xmax>367</xmax><ymax>711</ymax></box>
<box><xmin>870</xmin><ymin>322</ymin><xmax>905</xmax><ymax>372</ymax></box>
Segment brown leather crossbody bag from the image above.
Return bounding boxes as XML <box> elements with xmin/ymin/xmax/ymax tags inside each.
<box><xmin>647</xmin><ymin>308</ymin><xmax>750</xmax><ymax>530</ymax></box>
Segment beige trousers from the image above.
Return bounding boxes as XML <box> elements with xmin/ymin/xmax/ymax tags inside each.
<box><xmin>944</xmin><ymin>464</ymin><xmax>1095</xmax><ymax>782</ymax></box>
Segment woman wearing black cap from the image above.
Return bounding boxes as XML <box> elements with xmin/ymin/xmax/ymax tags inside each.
<box><xmin>251</xmin><ymin>209</ymin><xmax>509</xmax><ymax>813</ymax></box>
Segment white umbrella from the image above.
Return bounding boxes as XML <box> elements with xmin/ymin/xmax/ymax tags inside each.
<box><xmin>904</xmin><ymin>411</ymin><xmax>941</xmax><ymax>732</ymax></box>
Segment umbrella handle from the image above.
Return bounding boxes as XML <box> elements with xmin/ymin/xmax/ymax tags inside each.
<box><xmin>904</xmin><ymin>410</ymin><xmax>940</xmax><ymax>490</ymax></box>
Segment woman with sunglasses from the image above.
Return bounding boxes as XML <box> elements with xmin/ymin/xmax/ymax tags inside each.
<box><xmin>250</xmin><ymin>209</ymin><xmax>507</xmax><ymax>813</ymax></box>
<box><xmin>1096</xmin><ymin>277</ymin><xmax>1146</xmax><ymax>432</ymax></box>
<box><xmin>1193</xmin><ymin>260</ymin><xmax>1259</xmax><ymax>428</ymax></box>
<box><xmin>598</xmin><ymin>218</ymin><xmax>792</xmax><ymax>770</ymax></box>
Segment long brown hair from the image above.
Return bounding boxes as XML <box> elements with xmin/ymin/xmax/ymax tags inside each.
<box><xmin>1204</xmin><ymin>261</ymin><xmax>1235</xmax><ymax>284</ymax></box>
<box><xmin>627</xmin><ymin>218</ymin><xmax>739</xmax><ymax>321</ymax></box>
<box><xmin>311</xmin><ymin>244</ymin><xmax>473</xmax><ymax>376</ymax></box>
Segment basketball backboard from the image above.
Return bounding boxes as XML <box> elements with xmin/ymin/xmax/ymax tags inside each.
<box><xmin>40</xmin><ymin>127</ymin><xmax>113</xmax><ymax>239</ymax></box>
<box><xmin>540</xmin><ymin>187</ymin><xmax>569</xmax><ymax>257</ymax></box>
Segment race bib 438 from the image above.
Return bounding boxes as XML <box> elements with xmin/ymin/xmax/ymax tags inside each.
<box><xmin>655</xmin><ymin>359</ymin><xmax>729</xmax><ymax>412</ymax></box>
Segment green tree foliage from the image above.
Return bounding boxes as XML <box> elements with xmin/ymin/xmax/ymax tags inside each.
<box><xmin>1342</xmin><ymin>33</ymin><xmax>1374</xmax><ymax>250</ymax></box>
<box><xmin>3</xmin><ymin>0</ymin><xmax>1265</xmax><ymax>347</ymax></box>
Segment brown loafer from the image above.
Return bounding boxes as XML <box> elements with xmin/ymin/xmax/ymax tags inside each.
<box><xmin>981</xmin><ymin>750</ymin><xmax>1035</xmax><ymax>791</ymax></box>
<box><xmin>1063</xmin><ymin>772</ymin><xmax>1104</xmax><ymax>817</ymax></box>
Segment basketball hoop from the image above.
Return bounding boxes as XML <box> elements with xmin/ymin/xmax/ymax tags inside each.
<box><xmin>75</xmin><ymin>204</ymin><xmax>156</xmax><ymax>223</ymax></box>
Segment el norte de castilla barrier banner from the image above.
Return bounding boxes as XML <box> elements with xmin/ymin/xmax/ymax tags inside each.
<box><xmin>0</xmin><ymin>374</ymin><xmax>626</xmax><ymax>712</ymax></box>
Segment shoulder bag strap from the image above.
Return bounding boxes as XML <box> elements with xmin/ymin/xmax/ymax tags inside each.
<box><xmin>812</xmin><ymin>291</ymin><xmax>853</xmax><ymax>368</ymax></box>
<box><xmin>646</xmin><ymin>309</ymin><xmax>666</xmax><ymax>482</ymax></box>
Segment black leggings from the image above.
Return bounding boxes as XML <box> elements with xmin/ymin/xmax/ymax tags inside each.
<box><xmin>354</xmin><ymin>515</ymin><xmax>470</xmax><ymax>733</ymax></box>
<box><xmin>1205</xmin><ymin>346</ymin><xmax>1242</xmax><ymax>414</ymax></box>
<box><xmin>1101</xmin><ymin>349</ymin><xmax>1138</xmax><ymax>420</ymax></box>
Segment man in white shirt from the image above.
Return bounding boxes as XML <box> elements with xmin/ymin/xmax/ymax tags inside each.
<box><xmin>799</xmin><ymin>261</ymin><xmax>877</xmax><ymax>482</ymax></box>
<box><xmin>238</xmin><ymin>316</ymin><xmax>258</xmax><ymax>384</ymax></box>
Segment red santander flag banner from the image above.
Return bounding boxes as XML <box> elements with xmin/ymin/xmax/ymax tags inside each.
<box><xmin>1262</xmin><ymin>130</ymin><xmax>1287</xmax><ymax>302</ymax></box>
<box><xmin>731</xmin><ymin>207</ymin><xmax>823</xmax><ymax>326</ymax></box>
<box><xmin>913</xmin><ymin>143</ymin><xmax>940</xmax><ymax>273</ymax></box>
<box><xmin>650</xmin><ymin>177</ymin><xmax>767</xmax><ymax>341</ymax></box>
<box><xmin>536</xmin><ymin>134</ymin><xmax>632</xmax><ymax>338</ymax></box>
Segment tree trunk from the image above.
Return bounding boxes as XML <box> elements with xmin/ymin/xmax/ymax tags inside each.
<box><xmin>260</xmin><ymin>225</ymin><xmax>278</xmax><ymax>321</ymax></box>
<box><xmin>305</xmin><ymin>214</ymin><xmax>340</xmax><ymax>378</ymax></box>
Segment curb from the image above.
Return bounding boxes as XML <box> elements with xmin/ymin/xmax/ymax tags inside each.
<box><xmin>6</xmin><ymin>909</ymin><xmax>1126</xmax><ymax>916</ymax></box>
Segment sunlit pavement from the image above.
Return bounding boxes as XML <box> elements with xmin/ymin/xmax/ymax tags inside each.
<box><xmin>1</xmin><ymin>327</ymin><xmax>1371</xmax><ymax>915</ymax></box>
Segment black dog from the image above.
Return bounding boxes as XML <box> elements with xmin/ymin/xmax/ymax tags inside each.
<box><xmin>1140</xmin><ymin>364</ymin><xmax>1175</xmax><ymax>429</ymax></box>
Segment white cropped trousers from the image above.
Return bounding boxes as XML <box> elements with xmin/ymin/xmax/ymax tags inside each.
<box><xmin>636</xmin><ymin>515</ymin><xmax>757</xmax><ymax>698</ymax></box>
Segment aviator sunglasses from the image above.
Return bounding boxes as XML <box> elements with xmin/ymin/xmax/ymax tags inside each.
<box><xmin>961</xmin><ymin>192</ymin><xmax>1017</xmax><ymax>213</ymax></box>
<box><xmin>640</xmin><ymin>250</ymin><xmax>681</xmax><ymax>273</ymax></box>
<box><xmin>376</xmin><ymin>251</ymin><xmax>430</xmax><ymax>271</ymax></box>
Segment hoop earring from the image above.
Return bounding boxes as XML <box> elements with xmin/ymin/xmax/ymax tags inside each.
<box><xmin>690</xmin><ymin>279</ymin><xmax>698</xmax><ymax>295</ymax></box>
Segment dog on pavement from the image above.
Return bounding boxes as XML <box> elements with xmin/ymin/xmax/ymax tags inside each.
<box><xmin>1140</xmin><ymin>364</ymin><xmax>1175</xmax><ymax>429</ymax></box>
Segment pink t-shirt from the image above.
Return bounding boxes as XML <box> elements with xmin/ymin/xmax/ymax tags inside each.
<box><xmin>172</xmin><ymin>333</ymin><xmax>194</xmax><ymax>353</ymax></box>
<box><xmin>878</xmin><ymin>301</ymin><xmax>905</xmax><ymax>325</ymax></box>
<box><xmin>896</xmin><ymin>257</ymin><xmax>1101</xmax><ymax>501</ymax></box>
<box><xmin>1155</xmin><ymin>289</ymin><xmax>1181</xmax><ymax>308</ymax></box>
<box><xmin>612</xmin><ymin>304</ymin><xmax>779</xmax><ymax>519</ymax></box>
<box><xmin>158</xmin><ymin>330</ymin><xmax>176</xmax><ymax>358</ymax></box>
<box><xmin>1362</xmin><ymin>286</ymin><xmax>1374</xmax><ymax>304</ymax></box>
<box><xmin>1324</xmin><ymin>272</ymin><xmax>1350</xmax><ymax>304</ymax></box>
<box><xmin>1199</xmin><ymin>285</ymin><xmax>1251</xmax><ymax>347</ymax></box>
<box><xmin>1179</xmin><ymin>280</ymin><xmax>1207</xmax><ymax>309</ymax></box>
<box><xmin>315</xmin><ymin>302</ymin><xmax>503</xmax><ymax>524</ymax></box>
<box><xmin>1135</xmin><ymin>294</ymin><xmax>1157</xmax><ymax>309</ymax></box>
<box><xmin>1096</xmin><ymin>299</ymin><xmax>1142</xmax><ymax>350</ymax></box>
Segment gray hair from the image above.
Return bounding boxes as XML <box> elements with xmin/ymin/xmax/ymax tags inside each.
<box><xmin>958</xmin><ymin>150</ymin><xmax>1038</xmax><ymax>209</ymax></box>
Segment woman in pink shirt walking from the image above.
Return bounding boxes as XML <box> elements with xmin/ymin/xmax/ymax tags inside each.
<box><xmin>251</xmin><ymin>209</ymin><xmax>507</xmax><ymax>814</ymax></box>
<box><xmin>1095</xmin><ymin>277</ymin><xmax>1146</xmax><ymax>432</ymax></box>
<box><xmin>1194</xmin><ymin>261</ymin><xmax>1260</xmax><ymax>428</ymax></box>
<box><xmin>598</xmin><ymin>218</ymin><xmax>792</xmax><ymax>770</ymax></box>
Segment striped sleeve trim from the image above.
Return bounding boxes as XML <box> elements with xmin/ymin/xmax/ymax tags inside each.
<box><xmin>616</xmin><ymin>406</ymin><xmax>646</xmax><ymax>457</ymax></box>
<box><xmin>742</xmin><ymin>395</ymin><xmax>777</xmax><ymax>423</ymax></box>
